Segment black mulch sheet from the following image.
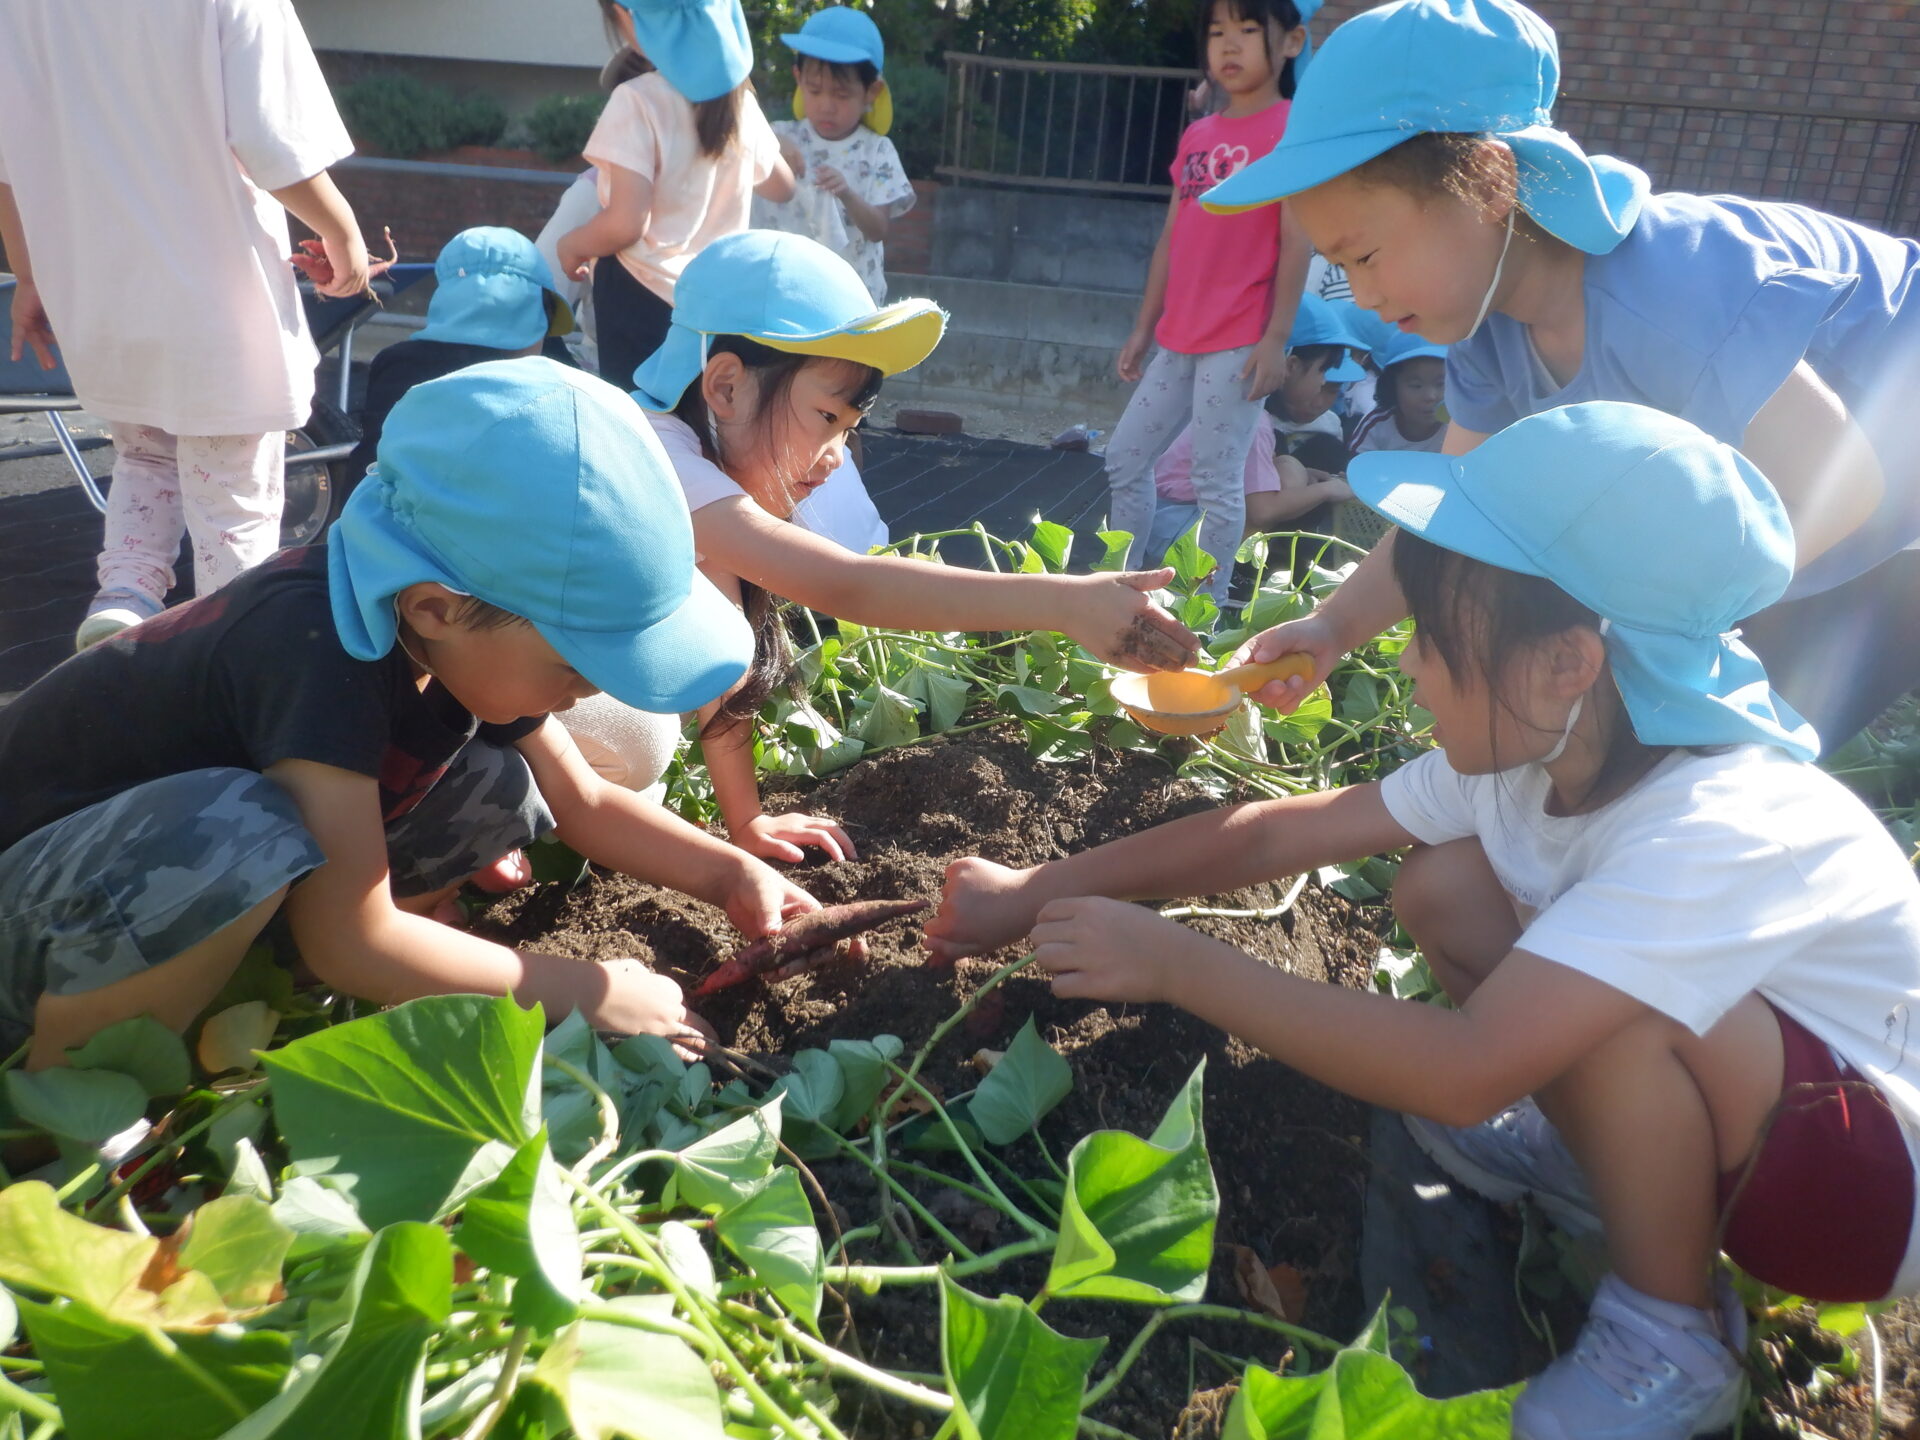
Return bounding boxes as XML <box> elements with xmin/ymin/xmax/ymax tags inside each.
<box><xmin>0</xmin><ymin>430</ymin><xmax>1109</xmax><ymax>695</ymax></box>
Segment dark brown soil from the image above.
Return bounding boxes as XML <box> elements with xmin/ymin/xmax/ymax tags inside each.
<box><xmin>479</xmin><ymin>734</ymin><xmax>1384</xmax><ymax>1437</ymax></box>
<box><xmin>476</xmin><ymin>731</ymin><xmax>1918</xmax><ymax>1438</ymax></box>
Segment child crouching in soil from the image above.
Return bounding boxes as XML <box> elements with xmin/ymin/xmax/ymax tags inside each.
<box><xmin>925</xmin><ymin>402</ymin><xmax>1920</xmax><ymax>1440</ymax></box>
<box><xmin>0</xmin><ymin>359</ymin><xmax>815</xmax><ymax>1068</ymax></box>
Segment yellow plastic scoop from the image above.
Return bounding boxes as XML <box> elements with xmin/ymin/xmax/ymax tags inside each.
<box><xmin>1110</xmin><ymin>653</ymin><xmax>1316</xmax><ymax>736</ymax></box>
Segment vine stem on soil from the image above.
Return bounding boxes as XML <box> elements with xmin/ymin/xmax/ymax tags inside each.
<box><xmin>86</xmin><ymin>1085</ymin><xmax>260</xmax><ymax>1220</ymax></box>
<box><xmin>830</xmin><ymin>1135</ymin><xmax>979</xmax><ymax>1259</ymax></box>
<box><xmin>1159</xmin><ymin>871</ymin><xmax>1309</xmax><ymax>923</ymax></box>
<box><xmin>880</xmin><ymin>1058</ymin><xmax>1050</xmax><ymax>1242</ymax></box>
<box><xmin>812</xmin><ymin>1234</ymin><xmax>1056</xmax><ymax>1288</ymax></box>
<box><xmin>720</xmin><ymin>1300</ymin><xmax>955</xmax><ymax>1413</ymax></box>
<box><xmin>1080</xmin><ymin>1304</ymin><xmax>1343</xmax><ymax>1410</ymax></box>
<box><xmin>458</xmin><ymin>1325</ymin><xmax>531</xmax><ymax>1440</ymax></box>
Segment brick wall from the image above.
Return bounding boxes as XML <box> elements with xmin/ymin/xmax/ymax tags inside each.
<box><xmin>1308</xmin><ymin>0</ymin><xmax>1920</xmax><ymax>232</ymax></box>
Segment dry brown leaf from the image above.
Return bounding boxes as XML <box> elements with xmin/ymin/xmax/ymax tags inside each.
<box><xmin>1266</xmin><ymin>1262</ymin><xmax>1309</xmax><ymax>1324</ymax></box>
<box><xmin>197</xmin><ymin>1001</ymin><xmax>281</xmax><ymax>1074</ymax></box>
<box><xmin>969</xmin><ymin>1048</ymin><xmax>1007</xmax><ymax>1077</ymax></box>
<box><xmin>1228</xmin><ymin>1244</ymin><xmax>1291</xmax><ymax>1322</ymax></box>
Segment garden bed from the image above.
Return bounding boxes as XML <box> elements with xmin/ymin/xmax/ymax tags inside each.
<box><xmin>480</xmin><ymin>733</ymin><xmax>1385</xmax><ymax>1438</ymax></box>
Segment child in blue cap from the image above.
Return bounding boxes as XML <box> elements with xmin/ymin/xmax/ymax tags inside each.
<box><xmin>1107</xmin><ymin>0</ymin><xmax>1317</xmax><ymax>604</ymax></box>
<box><xmin>928</xmin><ymin>401</ymin><xmax>1920</xmax><ymax>1439</ymax></box>
<box><xmin>754</xmin><ymin>6</ymin><xmax>915</xmax><ymax>305</ymax></box>
<box><xmin>1205</xmin><ymin>0</ymin><xmax>1920</xmax><ymax>749</ymax></box>
<box><xmin>343</xmin><ymin>227</ymin><xmax>577</xmax><ymax>498</ymax></box>
<box><xmin>1350</xmin><ymin>328</ymin><xmax>1449</xmax><ymax>455</ymax></box>
<box><xmin>1143</xmin><ymin>291</ymin><xmax>1367</xmax><ymax>568</ymax></box>
<box><xmin>589</xmin><ymin>230</ymin><xmax>1199</xmax><ymax>864</ymax></box>
<box><xmin>0</xmin><ymin>359</ymin><xmax>817</xmax><ymax>1067</ymax></box>
<box><xmin>555</xmin><ymin>0</ymin><xmax>797</xmax><ymax>392</ymax></box>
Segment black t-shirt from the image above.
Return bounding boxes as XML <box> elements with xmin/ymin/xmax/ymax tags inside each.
<box><xmin>344</xmin><ymin>337</ymin><xmax>579</xmax><ymax>498</ymax></box>
<box><xmin>0</xmin><ymin>548</ymin><xmax>542</xmax><ymax>852</ymax></box>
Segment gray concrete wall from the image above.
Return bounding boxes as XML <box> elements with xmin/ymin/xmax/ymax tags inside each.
<box><xmin>882</xmin><ymin>273</ymin><xmax>1137</xmax><ymax>421</ymax></box>
<box><xmin>930</xmin><ymin>187</ymin><xmax>1166</xmax><ymax>295</ymax></box>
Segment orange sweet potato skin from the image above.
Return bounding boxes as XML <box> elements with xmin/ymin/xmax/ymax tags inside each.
<box><xmin>695</xmin><ymin>900</ymin><xmax>928</xmax><ymax>996</ymax></box>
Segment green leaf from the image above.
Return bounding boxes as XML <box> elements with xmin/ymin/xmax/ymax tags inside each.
<box><xmin>208</xmin><ymin>1095</ymin><xmax>270</xmax><ymax>1180</ymax></box>
<box><xmin>1221</xmin><ymin>1344</ymin><xmax>1518</xmax><ymax>1438</ymax></box>
<box><xmin>853</xmin><ymin>682</ymin><xmax>922</xmax><ymax>749</ymax></box>
<box><xmin>1263</xmin><ymin>685</ymin><xmax>1332</xmax><ymax>746</ymax></box>
<box><xmin>454</xmin><ymin>1128</ymin><xmax>582</xmax><ymax>1334</ymax></box>
<box><xmin>825</xmin><ymin>1036</ymin><xmax>905</xmax><ymax>1133</ymax></box>
<box><xmin>21</xmin><ymin>1298</ymin><xmax>291</xmax><ymax>1440</ymax></box>
<box><xmin>64</xmin><ymin>1016</ymin><xmax>191</xmax><ymax>1097</ymax></box>
<box><xmin>531</xmin><ymin>1296</ymin><xmax>727</xmax><ymax>1440</ymax></box>
<box><xmin>214</xmin><ymin>1222</ymin><xmax>453</xmax><ymax>1440</ymax></box>
<box><xmin>1164</xmin><ymin>521</ymin><xmax>1213</xmax><ymax>589</ymax></box>
<box><xmin>1338</xmin><ymin>672</ymin><xmax>1383</xmax><ymax>724</ymax></box>
<box><xmin>0</xmin><ymin>1182</ymin><xmax>222</xmax><ymax>1326</ymax></box>
<box><xmin>262</xmin><ymin>994</ymin><xmax>542</xmax><ymax>1228</ymax></box>
<box><xmin>714</xmin><ymin>1169</ymin><xmax>823</xmax><ymax>1324</ymax></box>
<box><xmin>671</xmin><ymin>1098</ymin><xmax>782</xmax><ymax>1211</ymax></box>
<box><xmin>1046</xmin><ymin>1060</ymin><xmax>1217</xmax><ymax>1305</ymax></box>
<box><xmin>224</xmin><ymin>1138</ymin><xmax>275</xmax><ymax>1204</ymax></box>
<box><xmin>655</xmin><ymin>1221</ymin><xmax>717</xmax><ymax>1300</ymax></box>
<box><xmin>900</xmin><ymin>667</ymin><xmax>971</xmax><ymax>734</ymax></box>
<box><xmin>971</xmin><ymin>1018</ymin><xmax>1073</xmax><ymax>1146</ymax></box>
<box><xmin>1028</xmin><ymin>519</ymin><xmax>1075</xmax><ymax>573</ymax></box>
<box><xmin>1092</xmin><ymin>529</ymin><xmax>1133</xmax><ymax>573</ymax></box>
<box><xmin>768</xmin><ymin>1050</ymin><xmax>846</xmax><ymax>1160</ymax></box>
<box><xmin>271</xmin><ymin>1176</ymin><xmax>371</xmax><ymax>1252</ymax></box>
<box><xmin>996</xmin><ymin>684</ymin><xmax>1066</xmax><ymax>718</ymax></box>
<box><xmin>525</xmin><ymin>836</ymin><xmax>590</xmax><ymax>888</ymax></box>
<box><xmin>179</xmin><ymin>1196</ymin><xmax>293</xmax><ymax>1311</ymax></box>
<box><xmin>940</xmin><ymin>1278</ymin><xmax>1105</xmax><ymax>1440</ymax></box>
<box><xmin>5</xmin><ymin>1067</ymin><xmax>146</xmax><ymax>1145</ymax></box>
<box><xmin>0</xmin><ymin>1286</ymin><xmax>13</xmax><ymax>1351</ymax></box>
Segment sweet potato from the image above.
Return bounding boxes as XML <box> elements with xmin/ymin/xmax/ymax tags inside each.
<box><xmin>695</xmin><ymin>900</ymin><xmax>927</xmax><ymax>996</ymax></box>
<box><xmin>291</xmin><ymin>226</ymin><xmax>398</xmax><ymax>291</ymax></box>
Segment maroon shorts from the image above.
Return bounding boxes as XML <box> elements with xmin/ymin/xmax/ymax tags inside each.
<box><xmin>1717</xmin><ymin>1003</ymin><xmax>1915</xmax><ymax>1301</ymax></box>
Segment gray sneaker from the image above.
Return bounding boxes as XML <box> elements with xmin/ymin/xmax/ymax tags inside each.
<box><xmin>75</xmin><ymin>590</ymin><xmax>162</xmax><ymax>651</ymax></box>
<box><xmin>1513</xmin><ymin>1273</ymin><xmax>1745</xmax><ymax>1440</ymax></box>
<box><xmin>1402</xmin><ymin>1099</ymin><xmax>1601</xmax><ymax>1234</ymax></box>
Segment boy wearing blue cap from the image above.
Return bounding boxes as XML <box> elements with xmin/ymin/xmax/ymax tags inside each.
<box><xmin>343</xmin><ymin>227</ymin><xmax>578</xmax><ymax>496</ymax></box>
<box><xmin>1205</xmin><ymin>0</ymin><xmax>1920</xmax><ymax>749</ymax></box>
<box><xmin>754</xmin><ymin>6</ymin><xmax>914</xmax><ymax>305</ymax></box>
<box><xmin>0</xmin><ymin>359</ymin><xmax>815</xmax><ymax>1067</ymax></box>
<box><xmin>929</xmin><ymin>401</ymin><xmax>1920</xmax><ymax>1438</ymax></box>
<box><xmin>1350</xmin><ymin>329</ymin><xmax>1448</xmax><ymax>454</ymax></box>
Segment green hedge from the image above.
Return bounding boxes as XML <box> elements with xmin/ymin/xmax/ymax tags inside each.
<box><xmin>524</xmin><ymin>94</ymin><xmax>604</xmax><ymax>165</ymax></box>
<box><xmin>337</xmin><ymin>73</ymin><xmax>508</xmax><ymax>159</ymax></box>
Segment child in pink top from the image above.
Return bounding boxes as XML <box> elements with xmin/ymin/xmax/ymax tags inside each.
<box><xmin>557</xmin><ymin>0</ymin><xmax>797</xmax><ymax>390</ymax></box>
<box><xmin>1106</xmin><ymin>0</ymin><xmax>1316</xmax><ymax>604</ymax></box>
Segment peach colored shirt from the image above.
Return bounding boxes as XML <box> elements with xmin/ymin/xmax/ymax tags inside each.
<box><xmin>585</xmin><ymin>74</ymin><xmax>780</xmax><ymax>303</ymax></box>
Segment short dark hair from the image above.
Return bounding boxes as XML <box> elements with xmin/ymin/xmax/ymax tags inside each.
<box><xmin>1196</xmin><ymin>0</ymin><xmax>1306</xmax><ymax>99</ymax></box>
<box><xmin>1287</xmin><ymin>342</ymin><xmax>1347</xmax><ymax>374</ymax></box>
<box><xmin>795</xmin><ymin>53</ymin><xmax>880</xmax><ymax>91</ymax></box>
<box><xmin>449</xmin><ymin>595</ymin><xmax>530</xmax><ymax>632</ymax></box>
<box><xmin>1349</xmin><ymin>131</ymin><xmax>1522</xmax><ymax>223</ymax></box>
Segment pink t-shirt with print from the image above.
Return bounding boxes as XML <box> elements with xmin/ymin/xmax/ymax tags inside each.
<box><xmin>1156</xmin><ymin>102</ymin><xmax>1289</xmax><ymax>356</ymax></box>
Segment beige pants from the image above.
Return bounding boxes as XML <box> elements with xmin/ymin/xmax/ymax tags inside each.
<box><xmin>561</xmin><ymin>695</ymin><xmax>684</xmax><ymax>797</ymax></box>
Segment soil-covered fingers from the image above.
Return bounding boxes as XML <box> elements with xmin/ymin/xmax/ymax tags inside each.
<box><xmin>1073</xmin><ymin>572</ymin><xmax>1199</xmax><ymax>673</ymax></box>
<box><xmin>923</xmin><ymin>857</ymin><xmax>1039</xmax><ymax>964</ymax></box>
<box><xmin>739</xmin><ymin>811</ymin><xmax>857</xmax><ymax>863</ymax></box>
<box><xmin>591</xmin><ymin>960</ymin><xmax>695</xmax><ymax>1042</ymax></box>
<box><xmin>722</xmin><ymin>860</ymin><xmax>821</xmax><ymax>941</ymax></box>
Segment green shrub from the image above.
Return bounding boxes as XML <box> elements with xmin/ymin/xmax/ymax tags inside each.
<box><xmin>336</xmin><ymin>72</ymin><xmax>507</xmax><ymax>159</ymax></box>
<box><xmin>525</xmin><ymin>93</ymin><xmax>605</xmax><ymax>165</ymax></box>
<box><xmin>884</xmin><ymin>61</ymin><xmax>947</xmax><ymax>179</ymax></box>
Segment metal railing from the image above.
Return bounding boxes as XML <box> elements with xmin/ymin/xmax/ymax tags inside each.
<box><xmin>938</xmin><ymin>53</ymin><xmax>1193</xmax><ymax>196</ymax></box>
<box><xmin>1559</xmin><ymin>92</ymin><xmax>1920</xmax><ymax>235</ymax></box>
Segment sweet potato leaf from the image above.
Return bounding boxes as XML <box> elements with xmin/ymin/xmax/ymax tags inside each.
<box><xmin>713</xmin><ymin>1169</ymin><xmax>823</xmax><ymax>1324</ymax></box>
<box><xmin>531</xmin><ymin>1295</ymin><xmax>727</xmax><ymax>1440</ymax></box>
<box><xmin>454</xmin><ymin>1127</ymin><xmax>582</xmax><ymax>1334</ymax></box>
<box><xmin>940</xmin><ymin>1278</ymin><xmax>1104</xmax><ymax>1440</ymax></box>
<box><xmin>63</xmin><ymin>1016</ymin><xmax>191</xmax><ymax>1097</ymax></box>
<box><xmin>970</xmin><ymin>1017</ymin><xmax>1073</xmax><ymax>1146</ymax></box>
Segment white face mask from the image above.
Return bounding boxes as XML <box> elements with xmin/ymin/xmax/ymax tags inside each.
<box><xmin>1463</xmin><ymin>206</ymin><xmax>1517</xmax><ymax>341</ymax></box>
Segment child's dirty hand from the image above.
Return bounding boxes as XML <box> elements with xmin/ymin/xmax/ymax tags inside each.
<box><xmin>590</xmin><ymin>959</ymin><xmax>708</xmax><ymax>1057</ymax></box>
<box><xmin>722</xmin><ymin>859</ymin><xmax>821</xmax><ymax>944</ymax></box>
<box><xmin>814</xmin><ymin>164</ymin><xmax>848</xmax><ymax>197</ymax></box>
<box><xmin>1063</xmin><ymin>570</ymin><xmax>1200</xmax><ymax>672</ymax></box>
<box><xmin>1231</xmin><ymin>613</ymin><xmax>1339</xmax><ymax>714</ymax></box>
<box><xmin>7</xmin><ymin>277</ymin><xmax>56</xmax><ymax>369</ymax></box>
<box><xmin>1032</xmin><ymin>897</ymin><xmax>1192</xmax><ymax>1004</ymax></box>
<box><xmin>735</xmin><ymin>810</ymin><xmax>858</xmax><ymax>864</ymax></box>
<box><xmin>924</xmin><ymin>857</ymin><xmax>1040</xmax><ymax>964</ymax></box>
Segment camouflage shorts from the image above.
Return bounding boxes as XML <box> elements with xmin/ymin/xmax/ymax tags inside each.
<box><xmin>0</xmin><ymin>742</ymin><xmax>552</xmax><ymax>1052</ymax></box>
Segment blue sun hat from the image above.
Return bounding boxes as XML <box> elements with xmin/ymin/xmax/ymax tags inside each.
<box><xmin>1289</xmin><ymin>292</ymin><xmax>1368</xmax><ymax>382</ymax></box>
<box><xmin>615</xmin><ymin>0</ymin><xmax>752</xmax><ymax>103</ymax></box>
<box><xmin>417</xmin><ymin>228</ymin><xmax>575</xmax><ymax>351</ymax></box>
<box><xmin>329</xmin><ymin>357</ymin><xmax>752</xmax><ymax>714</ymax></box>
<box><xmin>1349</xmin><ymin>401</ymin><xmax>1818</xmax><ymax>759</ymax></box>
<box><xmin>1202</xmin><ymin>0</ymin><xmax>1648</xmax><ymax>256</ymax></box>
<box><xmin>1374</xmin><ymin>327</ymin><xmax>1449</xmax><ymax>367</ymax></box>
<box><xmin>1337</xmin><ymin>302</ymin><xmax>1399</xmax><ymax>361</ymax></box>
<box><xmin>783</xmin><ymin>6</ymin><xmax>894</xmax><ymax>135</ymax></box>
<box><xmin>1292</xmin><ymin>0</ymin><xmax>1324</xmax><ymax>79</ymax></box>
<box><xmin>632</xmin><ymin>230</ymin><xmax>946</xmax><ymax>409</ymax></box>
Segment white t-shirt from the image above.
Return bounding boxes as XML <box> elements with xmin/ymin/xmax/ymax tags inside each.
<box><xmin>755</xmin><ymin>120</ymin><xmax>914</xmax><ymax>304</ymax></box>
<box><xmin>647</xmin><ymin>412</ymin><xmax>888</xmax><ymax>558</ymax></box>
<box><xmin>585</xmin><ymin>75</ymin><xmax>781</xmax><ymax>303</ymax></box>
<box><xmin>1351</xmin><ymin>408</ymin><xmax>1447</xmax><ymax>454</ymax></box>
<box><xmin>1382</xmin><ymin>743</ymin><xmax>1920</xmax><ymax>1296</ymax></box>
<box><xmin>0</xmin><ymin>0</ymin><xmax>352</xmax><ymax>434</ymax></box>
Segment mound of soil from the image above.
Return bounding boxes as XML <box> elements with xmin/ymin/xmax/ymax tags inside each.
<box><xmin>480</xmin><ymin>735</ymin><xmax>1386</xmax><ymax>1436</ymax></box>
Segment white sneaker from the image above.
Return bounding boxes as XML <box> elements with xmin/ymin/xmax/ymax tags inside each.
<box><xmin>1512</xmin><ymin>1274</ymin><xmax>1745</xmax><ymax>1439</ymax></box>
<box><xmin>1403</xmin><ymin>1099</ymin><xmax>1601</xmax><ymax>1234</ymax></box>
<box><xmin>75</xmin><ymin>591</ymin><xmax>160</xmax><ymax>651</ymax></box>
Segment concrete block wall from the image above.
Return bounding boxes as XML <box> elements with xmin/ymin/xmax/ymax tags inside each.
<box><xmin>931</xmin><ymin>187</ymin><xmax>1166</xmax><ymax>293</ymax></box>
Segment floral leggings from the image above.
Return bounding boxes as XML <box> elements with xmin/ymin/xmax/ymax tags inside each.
<box><xmin>100</xmin><ymin>424</ymin><xmax>284</xmax><ymax>608</ymax></box>
<box><xmin>1104</xmin><ymin>344</ymin><xmax>1263</xmax><ymax>602</ymax></box>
